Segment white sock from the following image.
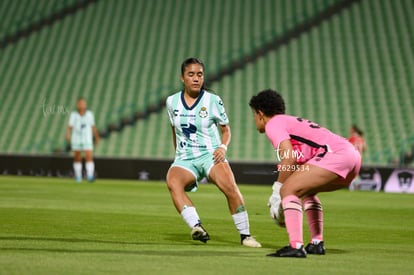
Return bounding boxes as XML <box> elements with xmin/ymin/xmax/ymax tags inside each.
<box><xmin>311</xmin><ymin>238</ymin><xmax>322</xmax><ymax>244</ymax></box>
<box><xmin>85</xmin><ymin>161</ymin><xmax>95</xmax><ymax>178</ymax></box>
<box><xmin>181</xmin><ymin>206</ymin><xmax>201</xmax><ymax>228</ymax></box>
<box><xmin>73</xmin><ymin>162</ymin><xmax>82</xmax><ymax>178</ymax></box>
<box><xmin>232</xmin><ymin>211</ymin><xmax>250</xmax><ymax>235</ymax></box>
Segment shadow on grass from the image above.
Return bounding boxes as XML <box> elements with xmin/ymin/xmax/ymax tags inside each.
<box><xmin>1</xmin><ymin>236</ymin><xmax>347</xmax><ymax>256</ymax></box>
<box><xmin>0</xmin><ymin>236</ymin><xmax>153</xmax><ymax>246</ymax></box>
<box><xmin>0</xmin><ymin>247</ymin><xmax>256</xmax><ymax>257</ymax></box>
<box><xmin>165</xmin><ymin>233</ymin><xmax>240</xmax><ymax>246</ymax></box>
<box><xmin>0</xmin><ymin>235</ymin><xmax>260</xmax><ymax>257</ymax></box>
<box><xmin>0</xmin><ymin>246</ymin><xmax>349</xmax><ymax>257</ymax></box>
<box><xmin>325</xmin><ymin>248</ymin><xmax>348</xmax><ymax>254</ymax></box>
<box><xmin>0</xmin><ymin>235</ymin><xmax>238</xmax><ymax>246</ymax></box>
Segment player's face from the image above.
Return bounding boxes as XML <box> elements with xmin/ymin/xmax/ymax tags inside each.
<box><xmin>350</xmin><ymin>127</ymin><xmax>358</xmax><ymax>136</ymax></box>
<box><xmin>181</xmin><ymin>64</ymin><xmax>204</xmax><ymax>94</ymax></box>
<box><xmin>77</xmin><ymin>99</ymin><xmax>87</xmax><ymax>114</ymax></box>
<box><xmin>253</xmin><ymin>110</ymin><xmax>265</xmax><ymax>133</ymax></box>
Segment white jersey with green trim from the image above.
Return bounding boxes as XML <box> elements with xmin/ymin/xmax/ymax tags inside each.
<box><xmin>166</xmin><ymin>90</ymin><xmax>229</xmax><ymax>161</ymax></box>
<box><xmin>68</xmin><ymin>110</ymin><xmax>95</xmax><ymax>147</ymax></box>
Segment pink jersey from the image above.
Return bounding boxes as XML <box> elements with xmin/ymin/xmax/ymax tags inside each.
<box><xmin>265</xmin><ymin>115</ymin><xmax>350</xmax><ymax>164</ymax></box>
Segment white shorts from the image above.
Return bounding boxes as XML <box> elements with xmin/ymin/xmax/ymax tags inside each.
<box><xmin>71</xmin><ymin>133</ymin><xmax>93</xmax><ymax>151</ymax></box>
<box><xmin>71</xmin><ymin>142</ymin><xmax>93</xmax><ymax>151</ymax></box>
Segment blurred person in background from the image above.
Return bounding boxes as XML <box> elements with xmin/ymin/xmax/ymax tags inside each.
<box><xmin>348</xmin><ymin>125</ymin><xmax>367</xmax><ymax>155</ymax></box>
<box><xmin>66</xmin><ymin>97</ymin><xmax>99</xmax><ymax>182</ymax></box>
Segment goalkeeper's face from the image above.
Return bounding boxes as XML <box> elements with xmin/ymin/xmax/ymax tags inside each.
<box><xmin>252</xmin><ymin>109</ymin><xmax>266</xmax><ymax>133</ymax></box>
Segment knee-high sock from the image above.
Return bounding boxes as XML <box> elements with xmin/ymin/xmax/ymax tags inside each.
<box><xmin>282</xmin><ymin>195</ymin><xmax>303</xmax><ymax>249</ymax></box>
<box><xmin>73</xmin><ymin>162</ymin><xmax>82</xmax><ymax>178</ymax></box>
<box><xmin>303</xmin><ymin>195</ymin><xmax>323</xmax><ymax>243</ymax></box>
<box><xmin>181</xmin><ymin>206</ymin><xmax>201</xmax><ymax>228</ymax></box>
<box><xmin>85</xmin><ymin>161</ymin><xmax>95</xmax><ymax>178</ymax></box>
<box><xmin>232</xmin><ymin>211</ymin><xmax>250</xmax><ymax>235</ymax></box>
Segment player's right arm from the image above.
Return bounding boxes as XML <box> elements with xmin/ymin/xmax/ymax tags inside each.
<box><xmin>66</xmin><ymin>112</ymin><xmax>75</xmax><ymax>142</ymax></box>
<box><xmin>66</xmin><ymin>126</ymin><xmax>72</xmax><ymax>142</ymax></box>
<box><xmin>276</xmin><ymin>139</ymin><xmax>297</xmax><ymax>183</ymax></box>
<box><xmin>166</xmin><ymin>96</ymin><xmax>177</xmax><ymax>151</ymax></box>
<box><xmin>171</xmin><ymin>126</ymin><xmax>177</xmax><ymax>150</ymax></box>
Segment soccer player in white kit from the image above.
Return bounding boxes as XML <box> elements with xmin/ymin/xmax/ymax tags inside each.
<box><xmin>66</xmin><ymin>97</ymin><xmax>99</xmax><ymax>182</ymax></box>
<box><xmin>166</xmin><ymin>58</ymin><xmax>261</xmax><ymax>247</ymax></box>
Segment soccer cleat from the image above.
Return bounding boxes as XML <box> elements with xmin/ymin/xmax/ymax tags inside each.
<box><xmin>87</xmin><ymin>176</ymin><xmax>95</xmax><ymax>182</ymax></box>
<box><xmin>241</xmin><ymin>236</ymin><xmax>262</xmax><ymax>248</ymax></box>
<box><xmin>191</xmin><ymin>224</ymin><xmax>210</xmax><ymax>243</ymax></box>
<box><xmin>305</xmin><ymin>241</ymin><xmax>326</xmax><ymax>255</ymax></box>
<box><xmin>75</xmin><ymin>176</ymin><xmax>82</xmax><ymax>183</ymax></box>
<box><xmin>267</xmin><ymin>245</ymin><xmax>307</xmax><ymax>258</ymax></box>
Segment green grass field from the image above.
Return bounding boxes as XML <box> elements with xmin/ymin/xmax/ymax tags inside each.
<box><xmin>0</xmin><ymin>176</ymin><xmax>413</xmax><ymax>275</ymax></box>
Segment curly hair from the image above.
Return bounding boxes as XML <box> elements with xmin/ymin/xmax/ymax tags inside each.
<box><xmin>249</xmin><ymin>89</ymin><xmax>286</xmax><ymax>116</ymax></box>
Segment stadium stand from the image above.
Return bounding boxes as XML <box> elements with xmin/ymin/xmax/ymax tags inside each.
<box><xmin>0</xmin><ymin>0</ymin><xmax>97</xmax><ymax>48</ymax></box>
<box><xmin>0</xmin><ymin>0</ymin><xmax>413</xmax><ymax>166</ymax></box>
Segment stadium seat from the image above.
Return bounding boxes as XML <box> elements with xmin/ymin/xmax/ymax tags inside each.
<box><xmin>0</xmin><ymin>0</ymin><xmax>413</xmax><ymax>165</ymax></box>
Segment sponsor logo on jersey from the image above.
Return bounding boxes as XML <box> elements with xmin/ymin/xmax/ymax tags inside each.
<box><xmin>173</xmin><ymin>109</ymin><xmax>196</xmax><ymax>118</ymax></box>
<box><xmin>181</xmin><ymin>123</ymin><xmax>197</xmax><ymax>139</ymax></box>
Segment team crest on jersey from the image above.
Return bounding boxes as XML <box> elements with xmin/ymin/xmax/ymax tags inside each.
<box><xmin>199</xmin><ymin>107</ymin><xmax>208</xmax><ymax>118</ymax></box>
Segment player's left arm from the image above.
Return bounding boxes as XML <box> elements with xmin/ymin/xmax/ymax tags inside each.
<box><xmin>92</xmin><ymin>126</ymin><xmax>100</xmax><ymax>145</ymax></box>
<box><xmin>89</xmin><ymin>112</ymin><xmax>99</xmax><ymax>145</ymax></box>
<box><xmin>268</xmin><ymin>139</ymin><xmax>297</xmax><ymax>227</ymax></box>
<box><xmin>213</xmin><ymin>124</ymin><xmax>230</xmax><ymax>164</ymax></box>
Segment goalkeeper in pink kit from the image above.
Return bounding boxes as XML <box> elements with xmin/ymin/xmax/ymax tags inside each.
<box><xmin>249</xmin><ymin>89</ymin><xmax>361</xmax><ymax>258</ymax></box>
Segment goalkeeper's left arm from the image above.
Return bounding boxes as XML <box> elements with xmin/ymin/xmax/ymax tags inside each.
<box><xmin>268</xmin><ymin>140</ymin><xmax>298</xmax><ymax>227</ymax></box>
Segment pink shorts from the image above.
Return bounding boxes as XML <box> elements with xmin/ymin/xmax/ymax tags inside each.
<box><xmin>307</xmin><ymin>143</ymin><xmax>362</xmax><ymax>187</ymax></box>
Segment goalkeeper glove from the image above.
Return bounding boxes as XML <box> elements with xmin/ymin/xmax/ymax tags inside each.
<box><xmin>268</xmin><ymin>181</ymin><xmax>285</xmax><ymax>227</ymax></box>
